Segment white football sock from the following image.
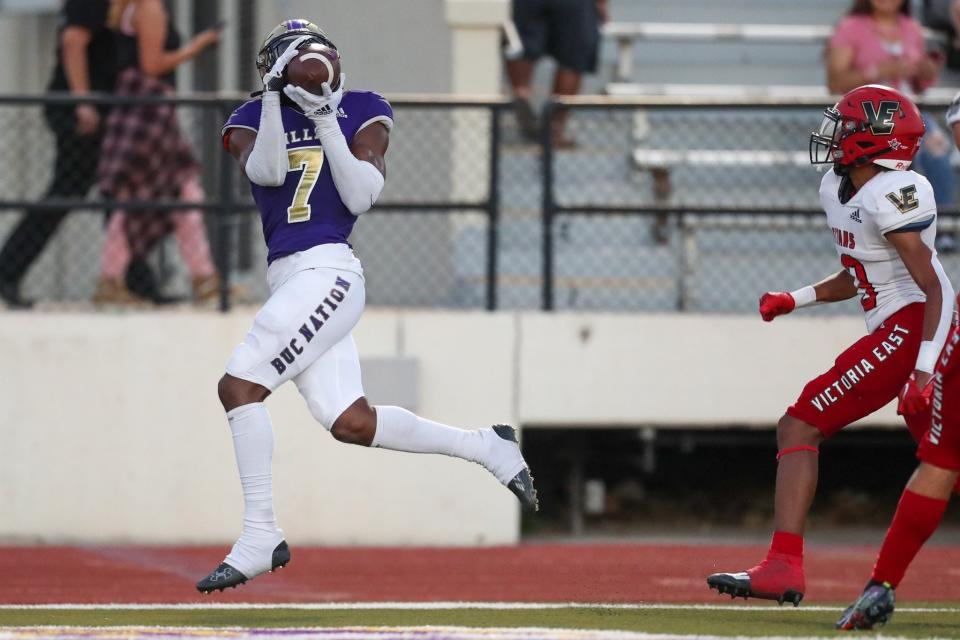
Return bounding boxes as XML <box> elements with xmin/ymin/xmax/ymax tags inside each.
<box><xmin>224</xmin><ymin>402</ymin><xmax>284</xmax><ymax>578</ymax></box>
<box><xmin>371</xmin><ymin>405</ymin><xmax>525</xmax><ymax>484</ymax></box>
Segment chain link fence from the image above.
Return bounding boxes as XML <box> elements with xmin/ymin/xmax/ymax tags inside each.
<box><xmin>0</xmin><ymin>94</ymin><xmax>503</xmax><ymax>311</ymax></box>
<box><xmin>541</xmin><ymin>97</ymin><xmax>960</xmax><ymax>313</ymax></box>
<box><xmin>1</xmin><ymin>93</ymin><xmax>957</xmax><ymax>314</ymax></box>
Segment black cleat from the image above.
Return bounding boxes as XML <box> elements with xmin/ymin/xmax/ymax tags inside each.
<box><xmin>196</xmin><ymin>540</ymin><xmax>290</xmax><ymax>593</ymax></box>
<box><xmin>836</xmin><ymin>581</ymin><xmax>895</xmax><ymax>630</ymax></box>
<box><xmin>708</xmin><ymin>572</ymin><xmax>752</xmax><ymax>601</ymax></box>
<box><xmin>707</xmin><ymin>571</ymin><xmax>804</xmax><ymax>607</ymax></box>
<box><xmin>492</xmin><ymin>425</ymin><xmax>539</xmax><ymax>512</ymax></box>
<box><xmin>196</xmin><ymin>562</ymin><xmax>246</xmax><ymax>593</ymax></box>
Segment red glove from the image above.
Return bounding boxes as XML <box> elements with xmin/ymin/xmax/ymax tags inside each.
<box><xmin>759</xmin><ymin>291</ymin><xmax>796</xmax><ymax>322</ymax></box>
<box><xmin>898</xmin><ymin>373</ymin><xmax>934</xmax><ymax>416</ymax></box>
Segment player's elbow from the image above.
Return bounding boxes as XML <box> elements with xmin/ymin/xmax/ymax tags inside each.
<box><xmin>918</xmin><ymin>272</ymin><xmax>943</xmax><ymax>297</ymax></box>
<box><xmin>335</xmin><ymin>160</ymin><xmax>384</xmax><ymax>215</ymax></box>
<box><xmin>342</xmin><ymin>194</ymin><xmax>373</xmax><ymax>215</ymax></box>
<box><xmin>244</xmin><ymin>165</ymin><xmax>286</xmax><ymax>188</ymax></box>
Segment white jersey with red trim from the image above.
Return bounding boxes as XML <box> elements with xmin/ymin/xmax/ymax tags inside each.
<box><xmin>819</xmin><ymin>168</ymin><xmax>937</xmax><ymax>333</ymax></box>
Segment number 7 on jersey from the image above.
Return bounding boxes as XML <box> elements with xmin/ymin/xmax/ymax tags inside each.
<box><xmin>287</xmin><ymin>147</ymin><xmax>324</xmax><ymax>223</ymax></box>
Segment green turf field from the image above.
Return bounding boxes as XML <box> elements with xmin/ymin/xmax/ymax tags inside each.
<box><xmin>2</xmin><ymin>605</ymin><xmax>960</xmax><ymax>638</ymax></box>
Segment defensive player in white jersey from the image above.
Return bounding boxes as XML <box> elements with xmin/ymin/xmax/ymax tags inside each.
<box><xmin>833</xmin><ymin>89</ymin><xmax>960</xmax><ymax>631</ymax></box>
<box><xmin>707</xmin><ymin>85</ymin><xmax>955</xmax><ymax>606</ymax></box>
<box><xmin>195</xmin><ymin>20</ymin><xmax>537</xmax><ymax>593</ymax></box>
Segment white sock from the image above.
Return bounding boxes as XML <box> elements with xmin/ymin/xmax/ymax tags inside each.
<box><xmin>372</xmin><ymin>405</ymin><xmax>484</xmax><ymax>460</ymax></box>
<box><xmin>371</xmin><ymin>406</ymin><xmax>525</xmax><ymax>484</ymax></box>
<box><xmin>224</xmin><ymin>402</ymin><xmax>283</xmax><ymax>577</ymax></box>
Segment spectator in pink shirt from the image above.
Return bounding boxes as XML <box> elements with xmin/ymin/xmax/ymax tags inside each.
<box><xmin>826</xmin><ymin>0</ymin><xmax>955</xmax><ymax>241</ymax></box>
<box><xmin>828</xmin><ymin>0</ymin><xmax>940</xmax><ymax>94</ymax></box>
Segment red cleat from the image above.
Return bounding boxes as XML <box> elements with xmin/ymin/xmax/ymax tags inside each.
<box><xmin>707</xmin><ymin>552</ymin><xmax>805</xmax><ymax>606</ymax></box>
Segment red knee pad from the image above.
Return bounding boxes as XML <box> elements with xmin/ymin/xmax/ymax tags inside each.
<box><xmin>777</xmin><ymin>445</ymin><xmax>820</xmax><ymax>461</ymax></box>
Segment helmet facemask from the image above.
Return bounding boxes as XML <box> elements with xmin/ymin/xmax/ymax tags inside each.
<box><xmin>809</xmin><ymin>106</ymin><xmax>846</xmax><ymax>166</ymax></box>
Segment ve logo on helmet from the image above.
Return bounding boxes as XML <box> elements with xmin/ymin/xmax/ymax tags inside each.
<box><xmin>862</xmin><ymin>100</ymin><xmax>901</xmax><ymax>135</ymax></box>
<box><xmin>885</xmin><ymin>185</ymin><xmax>919</xmax><ymax>214</ymax></box>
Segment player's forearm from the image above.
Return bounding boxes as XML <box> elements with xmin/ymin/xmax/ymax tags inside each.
<box><xmin>760</xmin><ymin>271</ymin><xmax>853</xmax><ymax>321</ymax></box>
<box><xmin>243</xmin><ymin>92</ymin><xmax>288</xmax><ymax>187</ymax></box>
<box><xmin>812</xmin><ymin>270</ymin><xmax>858</xmax><ymax>303</ymax></box>
<box><xmin>313</xmin><ymin>119</ymin><xmax>384</xmax><ymax>215</ymax></box>
<box><xmin>916</xmin><ymin>256</ymin><xmax>954</xmax><ymax>373</ymax></box>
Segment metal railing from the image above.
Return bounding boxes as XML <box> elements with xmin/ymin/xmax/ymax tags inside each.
<box><xmin>602</xmin><ymin>21</ymin><xmax>947</xmax><ymax>85</ymax></box>
<box><xmin>540</xmin><ymin>95</ymin><xmax>960</xmax><ymax>312</ymax></box>
<box><xmin>2</xmin><ymin>92</ymin><xmax>958</xmax><ymax>314</ymax></box>
<box><xmin>0</xmin><ymin>92</ymin><xmax>508</xmax><ymax>311</ymax></box>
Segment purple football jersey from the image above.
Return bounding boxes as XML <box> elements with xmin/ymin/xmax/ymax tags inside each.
<box><xmin>222</xmin><ymin>90</ymin><xmax>393</xmax><ymax>263</ymax></box>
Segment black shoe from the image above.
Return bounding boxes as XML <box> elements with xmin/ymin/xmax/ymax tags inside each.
<box><xmin>196</xmin><ymin>540</ymin><xmax>290</xmax><ymax>593</ymax></box>
<box><xmin>492</xmin><ymin>425</ymin><xmax>539</xmax><ymax>512</ymax></box>
<box><xmin>707</xmin><ymin>572</ymin><xmax>802</xmax><ymax>606</ymax></box>
<box><xmin>0</xmin><ymin>280</ymin><xmax>33</xmax><ymax>309</ymax></box>
<box><xmin>836</xmin><ymin>581</ymin><xmax>895</xmax><ymax>630</ymax></box>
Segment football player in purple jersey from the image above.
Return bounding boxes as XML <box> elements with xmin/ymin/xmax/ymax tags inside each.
<box><xmin>195</xmin><ymin>20</ymin><xmax>537</xmax><ymax>593</ymax></box>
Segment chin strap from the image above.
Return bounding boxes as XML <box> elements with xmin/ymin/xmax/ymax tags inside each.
<box><xmin>776</xmin><ymin>445</ymin><xmax>819</xmax><ymax>461</ymax></box>
<box><xmin>837</xmin><ymin>174</ymin><xmax>856</xmax><ymax>204</ymax></box>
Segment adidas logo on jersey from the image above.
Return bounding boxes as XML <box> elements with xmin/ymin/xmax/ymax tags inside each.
<box><xmin>337</xmin><ymin>107</ymin><xmax>347</xmax><ymax>119</ymax></box>
<box><xmin>849</xmin><ymin>208</ymin><xmax>862</xmax><ymax>224</ymax></box>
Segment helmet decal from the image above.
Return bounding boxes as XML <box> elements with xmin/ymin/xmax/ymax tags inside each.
<box><xmin>885</xmin><ymin>185</ymin><xmax>920</xmax><ymax>213</ymax></box>
<box><xmin>862</xmin><ymin>100</ymin><xmax>900</xmax><ymax>136</ymax></box>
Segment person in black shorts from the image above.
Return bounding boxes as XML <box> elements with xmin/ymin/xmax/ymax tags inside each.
<box><xmin>506</xmin><ymin>0</ymin><xmax>606</xmax><ymax>147</ymax></box>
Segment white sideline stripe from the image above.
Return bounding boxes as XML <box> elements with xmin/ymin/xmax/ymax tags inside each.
<box><xmin>0</xmin><ymin>602</ymin><xmax>958</xmax><ymax>613</ymax></box>
<box><xmin>0</xmin><ymin>629</ymin><xmax>926</xmax><ymax>640</ymax></box>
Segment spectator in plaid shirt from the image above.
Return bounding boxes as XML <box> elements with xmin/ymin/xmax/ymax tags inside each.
<box><xmin>93</xmin><ymin>0</ymin><xmax>222</xmax><ymax>304</ymax></box>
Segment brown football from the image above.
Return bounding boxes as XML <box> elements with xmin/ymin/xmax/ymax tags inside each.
<box><xmin>286</xmin><ymin>43</ymin><xmax>341</xmax><ymax>94</ymax></box>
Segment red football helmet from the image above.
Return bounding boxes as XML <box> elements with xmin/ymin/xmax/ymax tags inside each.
<box><xmin>810</xmin><ymin>84</ymin><xmax>925</xmax><ymax>172</ymax></box>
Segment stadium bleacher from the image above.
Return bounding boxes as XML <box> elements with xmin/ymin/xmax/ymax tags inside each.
<box><xmin>486</xmin><ymin>0</ymin><xmax>960</xmax><ymax>313</ymax></box>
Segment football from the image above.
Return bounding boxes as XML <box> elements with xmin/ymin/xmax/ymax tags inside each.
<box><xmin>286</xmin><ymin>43</ymin><xmax>341</xmax><ymax>94</ymax></box>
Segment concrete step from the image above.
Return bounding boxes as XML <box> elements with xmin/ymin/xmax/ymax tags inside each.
<box><xmin>610</xmin><ymin>0</ymin><xmax>843</xmax><ymax>26</ymax></box>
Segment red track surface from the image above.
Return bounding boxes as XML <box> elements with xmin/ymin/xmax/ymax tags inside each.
<box><xmin>2</xmin><ymin>543</ymin><xmax>958</xmax><ymax>605</ymax></box>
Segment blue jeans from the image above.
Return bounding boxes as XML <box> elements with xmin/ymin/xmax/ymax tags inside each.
<box><xmin>913</xmin><ymin>112</ymin><xmax>955</xmax><ymax>207</ymax></box>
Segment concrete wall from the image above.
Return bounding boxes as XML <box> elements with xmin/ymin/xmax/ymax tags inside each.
<box><xmin>0</xmin><ymin>309</ymin><xmax>519</xmax><ymax>545</ymax></box>
<box><xmin>0</xmin><ymin>309</ymin><xmax>898</xmax><ymax>544</ymax></box>
<box><xmin>517</xmin><ymin>313</ymin><xmax>899</xmax><ymax>427</ymax></box>
<box><xmin>256</xmin><ymin>0</ymin><xmax>453</xmax><ymax>94</ymax></box>
<box><xmin>0</xmin><ymin>0</ymin><xmax>456</xmax><ymax>94</ymax></box>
